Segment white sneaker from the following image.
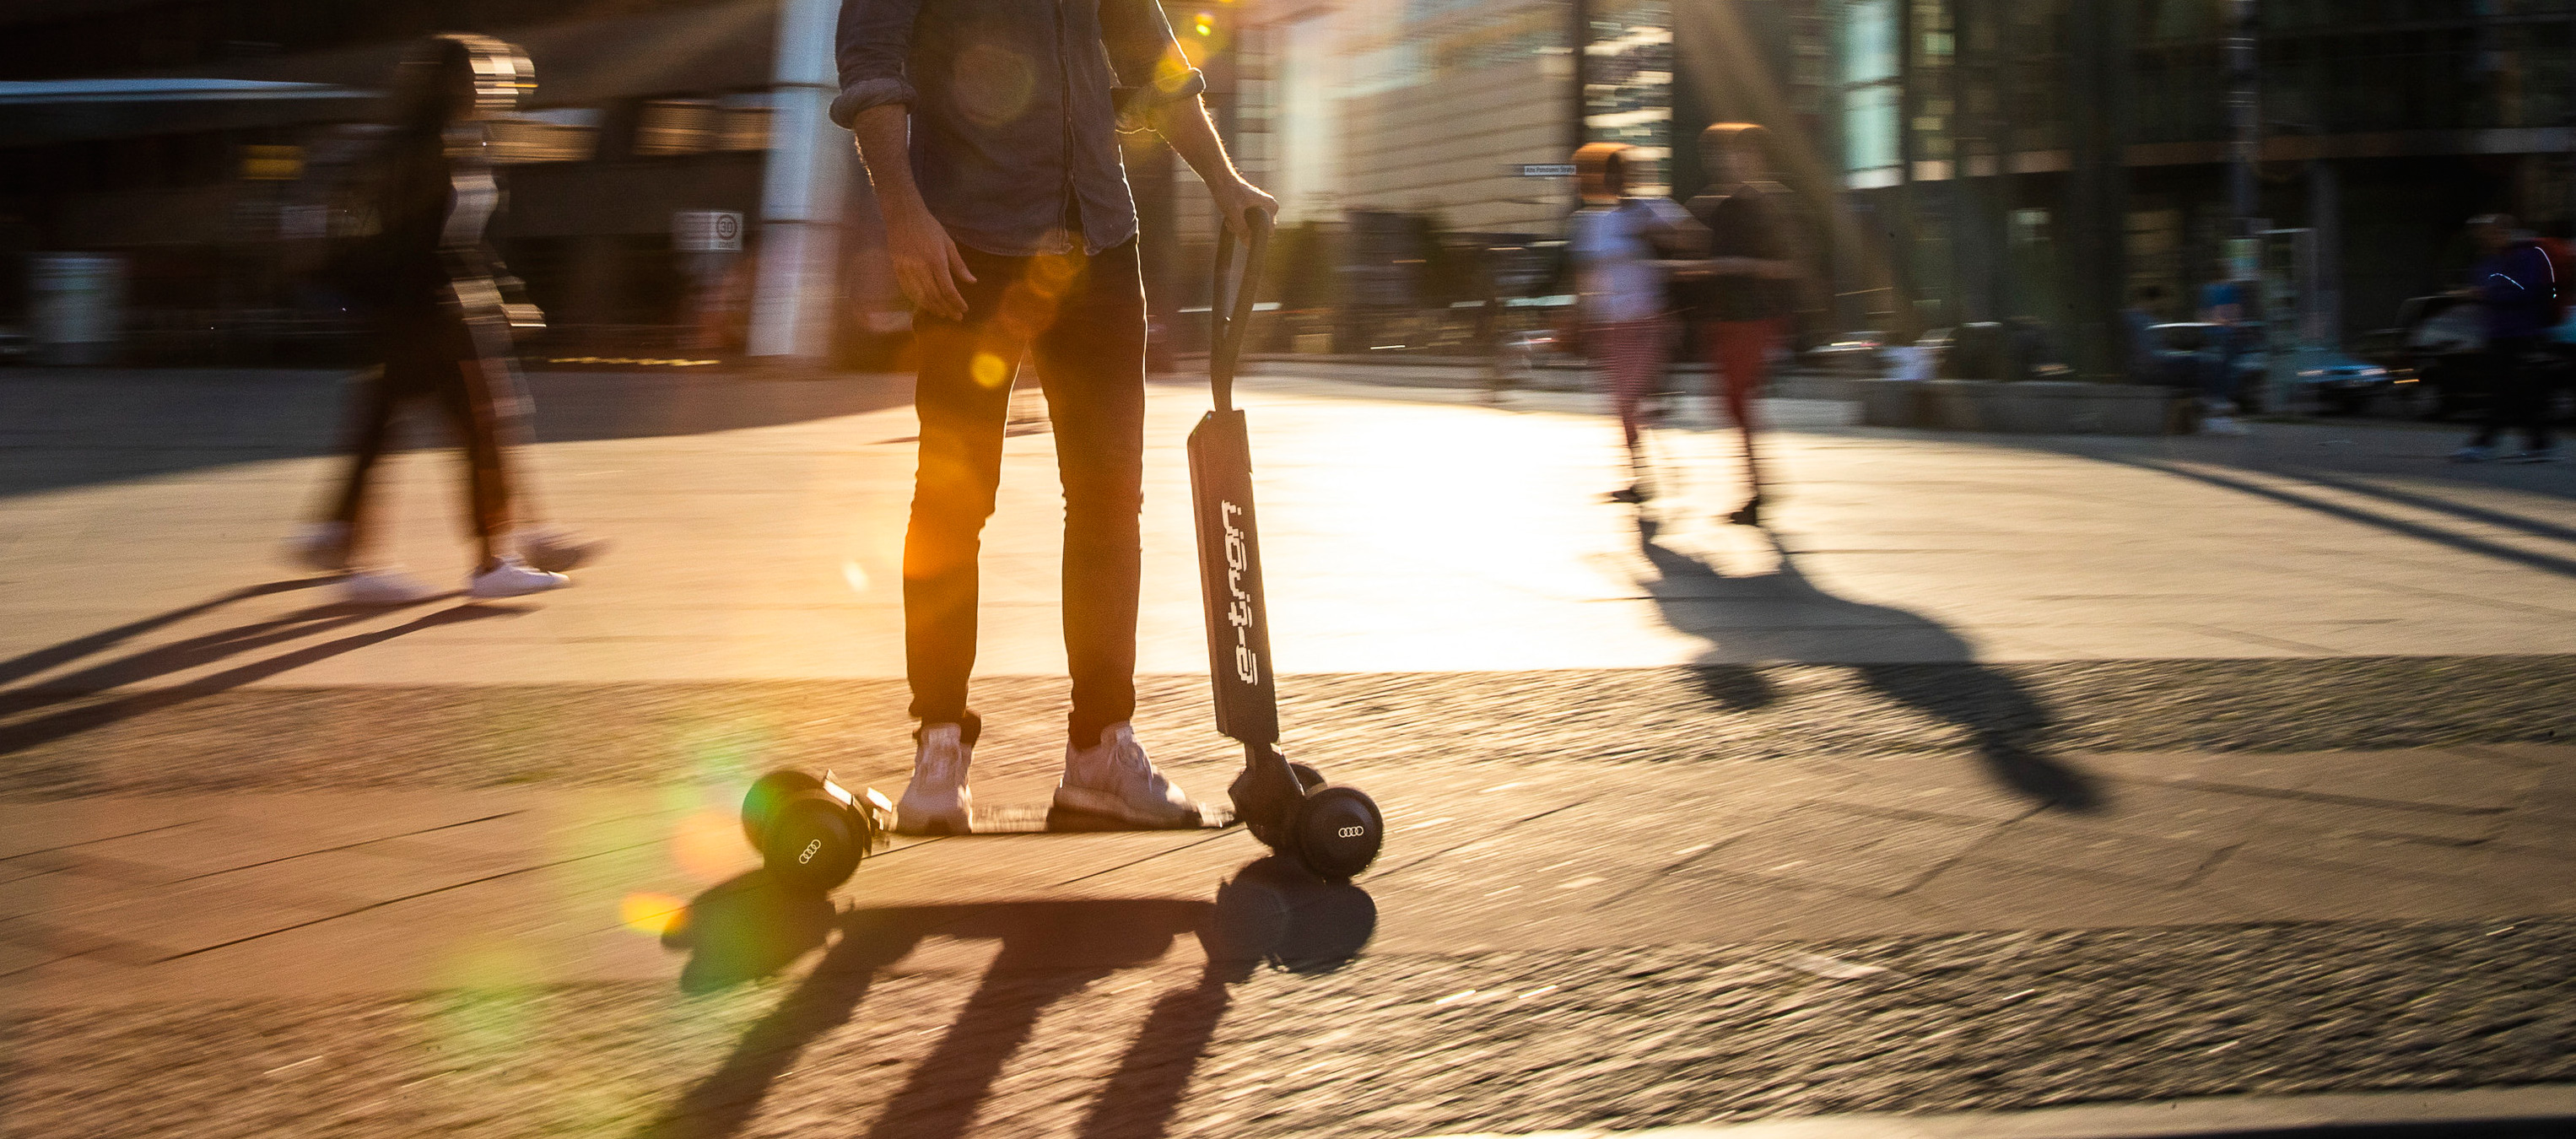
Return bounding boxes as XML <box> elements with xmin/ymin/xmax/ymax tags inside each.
<box><xmin>2451</xmin><ymin>445</ymin><xmax>2498</xmax><ymax>463</ymax></box>
<box><xmin>2201</xmin><ymin>415</ymin><xmax>2248</xmax><ymax>436</ymax></box>
<box><xmin>895</xmin><ymin>723</ymin><xmax>973</xmax><ymax>834</ymax></box>
<box><xmin>1055</xmin><ymin>722</ymin><xmax>1199</xmax><ymax>828</ymax></box>
<box><xmin>2506</xmin><ymin>446</ymin><xmax>2563</xmax><ymax>464</ymax></box>
<box><xmin>519</xmin><ymin>526</ymin><xmax>608</xmax><ymax>573</ymax></box>
<box><xmin>341</xmin><ymin>568</ymin><xmax>438</xmax><ymax>607</ymax></box>
<box><xmin>289</xmin><ymin>521</ymin><xmax>351</xmax><ymax>572</ymax></box>
<box><xmin>467</xmin><ymin>557</ymin><xmax>570</xmax><ymax>598</ymax></box>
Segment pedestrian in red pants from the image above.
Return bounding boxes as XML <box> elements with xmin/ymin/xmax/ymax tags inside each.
<box><xmin>1678</xmin><ymin>123</ymin><xmax>1806</xmax><ymax>526</ymax></box>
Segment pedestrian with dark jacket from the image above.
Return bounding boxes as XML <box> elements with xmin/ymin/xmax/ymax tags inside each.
<box><xmin>2454</xmin><ymin>213</ymin><xmax>2562</xmax><ymax>463</ymax></box>
<box><xmin>291</xmin><ymin>33</ymin><xmax>603</xmax><ymax>602</ymax></box>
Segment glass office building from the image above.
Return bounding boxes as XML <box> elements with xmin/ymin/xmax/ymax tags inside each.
<box><xmin>1831</xmin><ymin>0</ymin><xmax>2576</xmax><ymax>364</ymax></box>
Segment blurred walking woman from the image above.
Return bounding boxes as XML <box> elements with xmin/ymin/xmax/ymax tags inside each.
<box><xmin>292</xmin><ymin>33</ymin><xmax>600</xmax><ymax>602</ymax></box>
<box><xmin>1569</xmin><ymin>142</ymin><xmax>1688</xmax><ymax>505</ymax></box>
<box><xmin>1680</xmin><ymin>123</ymin><xmax>1806</xmax><ymax>526</ymax></box>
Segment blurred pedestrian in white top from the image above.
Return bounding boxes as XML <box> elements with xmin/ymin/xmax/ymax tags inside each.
<box><xmin>1569</xmin><ymin>142</ymin><xmax>1692</xmax><ymax>505</ymax></box>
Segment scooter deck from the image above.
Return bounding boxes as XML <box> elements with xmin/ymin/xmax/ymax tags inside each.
<box><xmin>949</xmin><ymin>803</ymin><xmax>1237</xmax><ymax>834</ymax></box>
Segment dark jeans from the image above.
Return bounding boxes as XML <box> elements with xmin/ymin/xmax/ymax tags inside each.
<box><xmin>330</xmin><ymin>305</ymin><xmax>521</xmax><ymax>564</ymax></box>
<box><xmin>905</xmin><ymin>237</ymin><xmax>1145</xmax><ymax>748</ymax></box>
<box><xmin>2470</xmin><ymin>336</ymin><xmax>2556</xmax><ymax>451</ymax></box>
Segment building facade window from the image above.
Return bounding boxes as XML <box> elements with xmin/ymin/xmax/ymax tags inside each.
<box><xmin>1840</xmin><ymin>0</ymin><xmax>1901</xmax><ymax>185</ymax></box>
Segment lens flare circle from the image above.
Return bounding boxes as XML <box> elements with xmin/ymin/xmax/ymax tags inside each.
<box><xmin>621</xmin><ymin>891</ymin><xmax>687</xmax><ymax>937</ymax></box>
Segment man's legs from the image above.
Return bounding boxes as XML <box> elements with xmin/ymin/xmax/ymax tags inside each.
<box><xmin>1021</xmin><ymin>238</ymin><xmax>1200</xmax><ymax>826</ymax></box>
<box><xmin>2464</xmin><ymin>339</ymin><xmax>2550</xmax><ymax>453</ymax></box>
<box><xmin>1028</xmin><ymin>240</ymin><xmax>1147</xmax><ymax>748</ymax></box>
<box><xmin>2469</xmin><ymin>348</ymin><xmax>2509</xmax><ymax>450</ymax></box>
<box><xmin>903</xmin><ymin>246</ymin><xmax>1029</xmax><ymax>743</ymax></box>
<box><xmin>2494</xmin><ymin>340</ymin><xmax>2556</xmax><ymax>453</ymax></box>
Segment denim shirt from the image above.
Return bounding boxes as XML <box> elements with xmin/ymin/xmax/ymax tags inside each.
<box><xmin>833</xmin><ymin>0</ymin><xmax>1207</xmax><ymax>257</ymax></box>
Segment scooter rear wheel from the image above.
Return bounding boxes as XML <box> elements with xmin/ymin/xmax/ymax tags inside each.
<box><xmin>1291</xmin><ymin>785</ymin><xmax>1383</xmax><ymax>881</ymax></box>
<box><xmin>743</xmin><ymin>769</ymin><xmax>865</xmax><ymax>893</ymax></box>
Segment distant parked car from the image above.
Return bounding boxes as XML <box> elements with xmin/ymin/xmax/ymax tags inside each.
<box><xmin>1800</xmin><ymin>332</ymin><xmax>1887</xmax><ymax>375</ymax></box>
<box><xmin>2287</xmin><ymin>347</ymin><xmax>2401</xmax><ymax>415</ymax></box>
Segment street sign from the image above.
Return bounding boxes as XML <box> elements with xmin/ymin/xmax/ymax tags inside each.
<box><xmin>1516</xmin><ymin>163</ymin><xmax>1576</xmax><ymax>177</ymax></box>
<box><xmin>674</xmin><ymin>210</ymin><xmax>744</xmax><ymax>252</ymax></box>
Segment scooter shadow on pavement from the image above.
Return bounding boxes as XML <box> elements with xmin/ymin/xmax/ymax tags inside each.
<box><xmin>642</xmin><ymin>856</ymin><xmax>1374</xmax><ymax>1139</ymax></box>
<box><xmin>1634</xmin><ymin>516</ymin><xmax>2103</xmax><ymax>812</ymax></box>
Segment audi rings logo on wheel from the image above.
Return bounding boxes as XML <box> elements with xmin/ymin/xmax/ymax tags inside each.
<box><xmin>1337</xmin><ymin>825</ymin><xmax>1365</xmax><ymax>839</ymax></box>
<box><xmin>798</xmin><ymin>838</ymin><xmax>823</xmax><ymax>865</ymax></box>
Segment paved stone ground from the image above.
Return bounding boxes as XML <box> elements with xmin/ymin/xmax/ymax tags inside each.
<box><xmin>5</xmin><ymin>368</ymin><xmax>2576</xmax><ymax>1137</ymax></box>
<box><xmin>4</xmin><ymin>732</ymin><xmax>2571</xmax><ymax>1135</ymax></box>
<box><xmin>8</xmin><ymin>915</ymin><xmax>2573</xmax><ymax>1138</ymax></box>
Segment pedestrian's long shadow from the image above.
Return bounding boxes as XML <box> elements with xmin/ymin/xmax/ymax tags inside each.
<box><xmin>0</xmin><ymin>577</ymin><xmax>331</xmax><ymax>690</ymax></box>
<box><xmin>640</xmin><ymin>856</ymin><xmax>1374</xmax><ymax>1139</ymax></box>
<box><xmin>1635</xmin><ymin>516</ymin><xmax>2100</xmax><ymax>811</ymax></box>
<box><xmin>2107</xmin><ymin>455</ymin><xmax>2576</xmax><ymax>579</ymax></box>
<box><xmin>0</xmin><ymin>591</ymin><xmax>521</xmax><ymax>769</ymax></box>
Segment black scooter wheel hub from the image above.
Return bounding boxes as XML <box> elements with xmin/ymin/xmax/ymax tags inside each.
<box><xmin>1291</xmin><ymin>785</ymin><xmax>1382</xmax><ymax>881</ymax></box>
<box><xmin>763</xmin><ymin>791</ymin><xmax>861</xmax><ymax>893</ymax></box>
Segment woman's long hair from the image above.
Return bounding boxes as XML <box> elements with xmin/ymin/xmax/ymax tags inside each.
<box><xmin>383</xmin><ymin>33</ymin><xmax>532</xmax><ymax>138</ymax></box>
<box><xmin>332</xmin><ymin>34</ymin><xmax>532</xmax><ymax>289</ymax></box>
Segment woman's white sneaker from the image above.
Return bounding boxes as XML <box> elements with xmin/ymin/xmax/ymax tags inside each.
<box><xmin>895</xmin><ymin>723</ymin><xmax>974</xmax><ymax>834</ymax></box>
<box><xmin>341</xmin><ymin>568</ymin><xmax>439</xmax><ymax>607</ymax></box>
<box><xmin>467</xmin><ymin>557</ymin><xmax>570</xmax><ymax>598</ymax></box>
<box><xmin>1055</xmin><ymin>722</ymin><xmax>1199</xmax><ymax>828</ymax></box>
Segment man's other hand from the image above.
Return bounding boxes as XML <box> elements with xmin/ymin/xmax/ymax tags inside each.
<box><xmin>886</xmin><ymin>206</ymin><xmax>975</xmax><ymax>321</ymax></box>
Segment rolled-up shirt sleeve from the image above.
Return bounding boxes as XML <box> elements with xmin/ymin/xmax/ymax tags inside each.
<box><xmin>1099</xmin><ymin>0</ymin><xmax>1206</xmax><ymax>131</ymax></box>
<box><xmin>832</xmin><ymin>0</ymin><xmax>926</xmax><ymax>128</ymax></box>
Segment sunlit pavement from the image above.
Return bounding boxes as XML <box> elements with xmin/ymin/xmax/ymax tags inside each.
<box><xmin>3</xmin><ymin>366</ymin><xmax>2574</xmax><ymax>1136</ymax></box>
<box><xmin>8</xmin><ymin>367</ymin><xmax>2576</xmax><ymax>684</ymax></box>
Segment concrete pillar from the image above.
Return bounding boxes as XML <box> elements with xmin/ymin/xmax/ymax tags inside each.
<box><xmin>748</xmin><ymin>0</ymin><xmax>852</xmax><ymax>362</ymax></box>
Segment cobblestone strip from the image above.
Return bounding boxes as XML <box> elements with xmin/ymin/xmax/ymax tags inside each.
<box><xmin>6</xmin><ymin>918</ymin><xmax>2572</xmax><ymax>1138</ymax></box>
<box><xmin>4</xmin><ymin>657</ymin><xmax>2573</xmax><ymax>797</ymax></box>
